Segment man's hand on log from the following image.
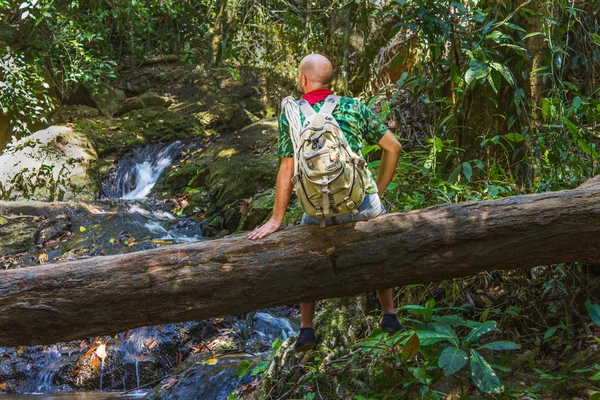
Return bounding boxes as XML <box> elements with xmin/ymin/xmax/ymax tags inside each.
<box><xmin>247</xmin><ymin>218</ymin><xmax>281</xmax><ymax>240</ymax></box>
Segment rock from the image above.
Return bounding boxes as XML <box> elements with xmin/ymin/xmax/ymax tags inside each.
<box><xmin>120</xmin><ymin>107</ymin><xmax>202</xmax><ymax>143</ymax></box>
<box><xmin>0</xmin><ymin>24</ymin><xmax>18</xmax><ymax>47</ymax></box>
<box><xmin>240</xmin><ymin>188</ymin><xmax>274</xmax><ymax>230</ymax></box>
<box><xmin>154</xmin><ymin>119</ymin><xmax>279</xmax><ymax>231</ymax></box>
<box><xmin>0</xmin><ymin>126</ymin><xmax>98</xmax><ymax>201</ymax></box>
<box><xmin>66</xmin><ymin>83</ymin><xmax>119</xmax><ymax>117</ymax></box>
<box><xmin>76</xmin><ymin>108</ymin><xmax>203</xmax><ymax>157</ymax></box>
<box><xmin>114</xmin><ymin>89</ymin><xmax>127</xmax><ymax>103</ymax></box>
<box><xmin>194</xmin><ymin>101</ymin><xmax>259</xmax><ymax>132</ymax></box>
<box><xmin>0</xmin><ymin>217</ymin><xmax>38</xmax><ymax>256</ymax></box>
<box><xmin>146</xmin><ymin>354</ymin><xmax>254</xmax><ymax>400</ymax></box>
<box><xmin>51</xmin><ymin>105</ymin><xmax>100</xmax><ymax>123</ymax></box>
<box><xmin>252</xmin><ymin>311</ymin><xmax>296</xmax><ymax>342</ymax></box>
<box><xmin>120</xmin><ymin>92</ymin><xmax>174</xmax><ymax>114</ymax></box>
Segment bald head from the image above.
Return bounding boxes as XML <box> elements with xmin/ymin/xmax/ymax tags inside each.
<box><xmin>297</xmin><ymin>54</ymin><xmax>333</xmax><ymax>92</ymax></box>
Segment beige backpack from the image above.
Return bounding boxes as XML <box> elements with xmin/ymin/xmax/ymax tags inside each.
<box><xmin>283</xmin><ymin>95</ymin><xmax>369</xmax><ymax>227</ymax></box>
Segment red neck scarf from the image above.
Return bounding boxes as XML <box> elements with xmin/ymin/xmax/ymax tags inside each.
<box><xmin>302</xmin><ymin>89</ymin><xmax>334</xmax><ymax>105</ymax></box>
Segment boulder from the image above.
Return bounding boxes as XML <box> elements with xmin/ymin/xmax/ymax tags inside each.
<box><xmin>76</xmin><ymin>107</ymin><xmax>204</xmax><ymax>158</ymax></box>
<box><xmin>120</xmin><ymin>92</ymin><xmax>174</xmax><ymax>114</ymax></box>
<box><xmin>51</xmin><ymin>105</ymin><xmax>100</xmax><ymax>123</ymax></box>
<box><xmin>194</xmin><ymin>101</ymin><xmax>259</xmax><ymax>133</ymax></box>
<box><xmin>66</xmin><ymin>83</ymin><xmax>119</xmax><ymax>117</ymax></box>
<box><xmin>0</xmin><ymin>126</ymin><xmax>98</xmax><ymax>201</ymax></box>
<box><xmin>154</xmin><ymin>119</ymin><xmax>279</xmax><ymax>231</ymax></box>
<box><xmin>114</xmin><ymin>89</ymin><xmax>127</xmax><ymax>103</ymax></box>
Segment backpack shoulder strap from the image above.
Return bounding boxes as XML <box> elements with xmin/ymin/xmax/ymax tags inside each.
<box><xmin>297</xmin><ymin>99</ymin><xmax>316</xmax><ymax>118</ymax></box>
<box><xmin>319</xmin><ymin>95</ymin><xmax>341</xmax><ymax>115</ymax></box>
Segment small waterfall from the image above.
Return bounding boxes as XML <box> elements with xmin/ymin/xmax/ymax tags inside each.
<box><xmin>119</xmin><ymin>327</ymin><xmax>153</xmax><ymax>390</ymax></box>
<box><xmin>31</xmin><ymin>346</ymin><xmax>62</xmax><ymax>394</ymax></box>
<box><xmin>101</xmin><ymin>141</ymin><xmax>185</xmax><ymax>199</ymax></box>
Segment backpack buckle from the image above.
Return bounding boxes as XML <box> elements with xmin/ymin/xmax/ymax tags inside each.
<box><xmin>316</xmin><ymin>211</ymin><xmax>324</xmax><ymax>219</ymax></box>
<box><xmin>346</xmin><ymin>200</ymin><xmax>356</xmax><ymax>209</ymax></box>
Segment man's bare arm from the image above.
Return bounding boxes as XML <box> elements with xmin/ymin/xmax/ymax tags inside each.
<box><xmin>247</xmin><ymin>157</ymin><xmax>294</xmax><ymax>240</ymax></box>
<box><xmin>375</xmin><ymin>130</ymin><xmax>402</xmax><ymax>197</ymax></box>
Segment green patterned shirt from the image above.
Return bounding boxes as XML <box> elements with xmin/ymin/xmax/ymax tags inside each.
<box><xmin>278</xmin><ymin>96</ymin><xmax>389</xmax><ymax>195</ymax></box>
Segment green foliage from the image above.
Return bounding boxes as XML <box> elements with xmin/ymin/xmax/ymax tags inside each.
<box><xmin>0</xmin><ymin>54</ymin><xmax>53</xmax><ymax>134</ymax></box>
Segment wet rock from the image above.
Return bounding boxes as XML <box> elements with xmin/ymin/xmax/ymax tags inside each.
<box><xmin>0</xmin><ymin>126</ymin><xmax>98</xmax><ymax>201</ymax></box>
<box><xmin>120</xmin><ymin>92</ymin><xmax>174</xmax><ymax>114</ymax></box>
<box><xmin>0</xmin><ymin>217</ymin><xmax>38</xmax><ymax>256</ymax></box>
<box><xmin>252</xmin><ymin>312</ymin><xmax>296</xmax><ymax>343</ymax></box>
<box><xmin>147</xmin><ymin>354</ymin><xmax>255</xmax><ymax>400</ymax></box>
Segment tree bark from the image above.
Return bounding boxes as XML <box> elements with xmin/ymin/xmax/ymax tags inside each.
<box><xmin>3</xmin><ymin>187</ymin><xmax>600</xmax><ymax>346</ymax></box>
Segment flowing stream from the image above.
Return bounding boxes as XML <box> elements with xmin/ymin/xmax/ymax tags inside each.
<box><xmin>1</xmin><ymin>140</ymin><xmax>299</xmax><ymax>399</ymax></box>
<box><xmin>100</xmin><ymin>141</ymin><xmax>186</xmax><ymax>200</ymax></box>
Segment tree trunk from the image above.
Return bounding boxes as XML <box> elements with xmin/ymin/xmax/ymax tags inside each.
<box><xmin>2</xmin><ymin>187</ymin><xmax>600</xmax><ymax>346</ymax></box>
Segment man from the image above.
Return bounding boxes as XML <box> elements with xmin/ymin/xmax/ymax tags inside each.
<box><xmin>247</xmin><ymin>54</ymin><xmax>403</xmax><ymax>352</ymax></box>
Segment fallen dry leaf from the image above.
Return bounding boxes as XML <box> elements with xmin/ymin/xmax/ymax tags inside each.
<box><xmin>96</xmin><ymin>344</ymin><xmax>107</xmax><ymax>360</ymax></box>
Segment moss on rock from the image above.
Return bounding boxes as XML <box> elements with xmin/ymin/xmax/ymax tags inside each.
<box><xmin>75</xmin><ymin>107</ymin><xmax>204</xmax><ymax>158</ymax></box>
<box><xmin>154</xmin><ymin>118</ymin><xmax>279</xmax><ymax>232</ymax></box>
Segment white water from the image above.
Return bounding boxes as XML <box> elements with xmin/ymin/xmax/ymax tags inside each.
<box><xmin>101</xmin><ymin>141</ymin><xmax>185</xmax><ymax>200</ymax></box>
<box><xmin>122</xmin><ymin>142</ymin><xmax>182</xmax><ymax>199</ymax></box>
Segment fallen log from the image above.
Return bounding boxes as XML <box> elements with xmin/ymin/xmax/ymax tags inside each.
<box><xmin>2</xmin><ymin>187</ymin><xmax>600</xmax><ymax>346</ymax></box>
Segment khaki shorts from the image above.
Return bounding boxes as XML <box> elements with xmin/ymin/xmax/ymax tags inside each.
<box><xmin>301</xmin><ymin>193</ymin><xmax>386</xmax><ymax>226</ymax></box>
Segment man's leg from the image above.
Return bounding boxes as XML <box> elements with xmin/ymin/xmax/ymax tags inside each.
<box><xmin>376</xmin><ymin>288</ymin><xmax>395</xmax><ymax>314</ymax></box>
<box><xmin>378</xmin><ymin>287</ymin><xmax>404</xmax><ymax>332</ymax></box>
<box><xmin>300</xmin><ymin>302</ymin><xmax>316</xmax><ymax>328</ymax></box>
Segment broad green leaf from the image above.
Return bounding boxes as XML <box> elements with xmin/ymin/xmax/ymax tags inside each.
<box><xmin>465</xmin><ymin>61</ymin><xmax>488</xmax><ymax>85</ymax></box>
<box><xmin>544</xmin><ymin>326</ymin><xmax>558</xmax><ymax>339</ymax></box>
<box><xmin>487</xmin><ymin>69</ymin><xmax>501</xmax><ymax>94</ymax></box>
<box><xmin>439</xmin><ymin>346</ymin><xmax>468</xmax><ymax>375</ymax></box>
<box><xmin>430</xmin><ymin>323</ymin><xmax>459</xmax><ymax>345</ymax></box>
<box><xmin>503</xmin><ymin>132</ymin><xmax>526</xmax><ymax>143</ymax></box>
<box><xmin>486</xmin><ymin>30</ymin><xmax>510</xmax><ymax>42</ymax></box>
<box><xmin>250</xmin><ymin>361</ymin><xmax>268</xmax><ymax>376</ymax></box>
<box><xmin>490</xmin><ymin>63</ymin><xmax>515</xmax><ymax>86</ymax></box>
<box><xmin>465</xmin><ymin>321</ymin><xmax>497</xmax><ymax>343</ymax></box>
<box><xmin>462</xmin><ymin>162</ymin><xmax>473</xmax><ymax>181</ymax></box>
<box><xmin>401</xmin><ymin>333</ymin><xmax>420</xmax><ymax>362</ymax></box>
<box><xmin>470</xmin><ymin>349</ymin><xmax>504</xmax><ymax>393</ymax></box>
<box><xmin>410</xmin><ymin>367</ymin><xmax>433</xmax><ymax>385</ymax></box>
<box><xmin>413</xmin><ymin>330</ymin><xmax>454</xmax><ymax>346</ymax></box>
<box><xmin>396</xmin><ymin>71</ymin><xmax>408</xmax><ymax>89</ymax></box>
<box><xmin>237</xmin><ymin>360</ymin><xmax>252</xmax><ymax>378</ymax></box>
<box><xmin>487</xmin><ymin>185</ymin><xmax>499</xmax><ymax>197</ymax></box>
<box><xmin>448</xmin><ymin>164</ymin><xmax>462</xmax><ymax>183</ymax></box>
<box><xmin>387</xmin><ymin>182</ymin><xmax>398</xmax><ymax>191</ymax></box>
<box><xmin>477</xmin><ymin>341</ymin><xmax>521</xmax><ymax>351</ymax></box>
<box><xmin>362</xmin><ymin>144</ymin><xmax>379</xmax><ymax>156</ymax></box>
<box><xmin>423</xmin><ymin>298</ymin><xmax>435</xmax><ymax>322</ymax></box>
<box><xmin>523</xmin><ymin>32</ymin><xmax>542</xmax><ymax>39</ymax></box>
<box><xmin>503</xmin><ymin>22</ymin><xmax>525</xmax><ymax>32</ymax></box>
<box><xmin>586</xmin><ymin>300</ymin><xmax>600</xmax><ymax>327</ymax></box>
<box><xmin>432</xmin><ymin>314</ymin><xmax>464</xmax><ymax>327</ymax></box>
